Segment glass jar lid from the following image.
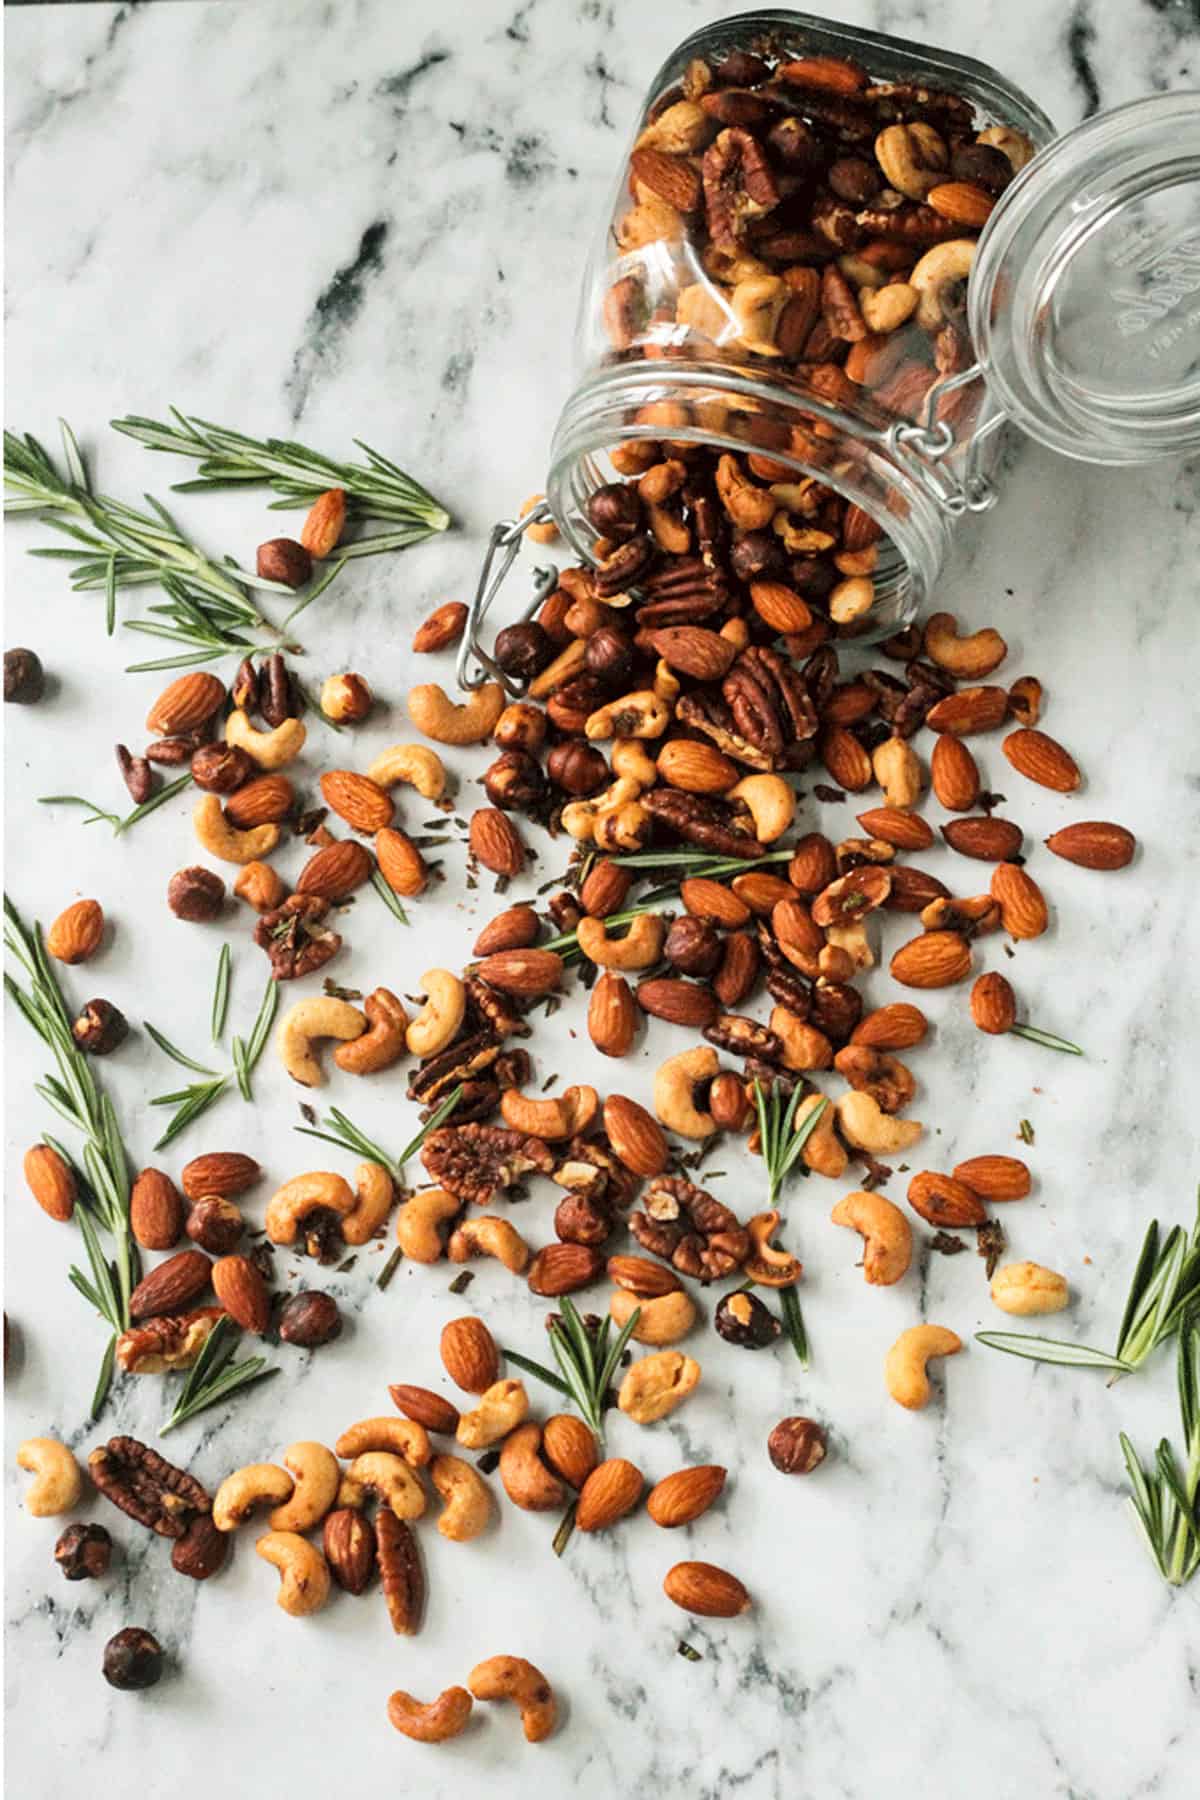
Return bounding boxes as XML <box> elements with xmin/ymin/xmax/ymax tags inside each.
<box><xmin>970</xmin><ymin>93</ymin><xmax>1200</xmax><ymax>464</ymax></box>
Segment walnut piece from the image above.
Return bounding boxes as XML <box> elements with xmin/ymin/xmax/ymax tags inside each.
<box><xmin>420</xmin><ymin>1124</ymin><xmax>554</xmax><ymax>1206</ymax></box>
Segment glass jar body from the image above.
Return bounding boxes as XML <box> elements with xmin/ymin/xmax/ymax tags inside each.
<box><xmin>547</xmin><ymin>9</ymin><xmax>1055</xmax><ymax>640</ymax></box>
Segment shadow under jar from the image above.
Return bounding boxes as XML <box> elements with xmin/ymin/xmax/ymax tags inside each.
<box><xmin>536</xmin><ymin>10</ymin><xmax>1200</xmax><ymax>648</ymax></box>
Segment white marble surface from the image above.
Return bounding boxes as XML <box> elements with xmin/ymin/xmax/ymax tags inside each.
<box><xmin>5</xmin><ymin>3</ymin><xmax>1200</xmax><ymax>1795</ymax></box>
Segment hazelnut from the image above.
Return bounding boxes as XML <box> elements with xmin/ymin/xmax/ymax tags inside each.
<box><xmin>493</xmin><ymin>621</ymin><xmax>554</xmax><ymax>680</ymax></box>
<box><xmin>4</xmin><ymin>647</ymin><xmax>45</xmax><ymax>704</ymax></box>
<box><xmin>554</xmin><ymin>1189</ymin><xmax>613</xmax><ymax>1246</ymax></box>
<box><xmin>71</xmin><ymin>999</ymin><xmax>128</xmax><ymax>1056</ymax></box>
<box><xmin>190</xmin><ymin>743</ymin><xmax>254</xmax><ymax>794</ymax></box>
<box><xmin>167</xmin><ymin>866</ymin><xmax>226</xmax><ymax>923</ymax></box>
<box><xmin>729</xmin><ymin>531</ymin><xmax>785</xmax><ymax>584</ymax></box>
<box><xmin>546</xmin><ymin>739</ymin><xmax>609</xmax><ymax>796</ymax></box>
<box><xmin>584</xmin><ymin>625</ymin><xmax>635</xmax><ymax>687</ymax></box>
<box><xmin>103</xmin><ymin>1627</ymin><xmax>164</xmax><ymax>1691</ymax></box>
<box><xmin>256</xmin><ymin>537</ymin><xmax>313</xmax><ymax>589</ymax></box>
<box><xmin>827</xmin><ymin>155</ymin><xmax>882</xmax><ymax>202</ymax></box>
<box><xmin>482</xmin><ymin>749</ymin><xmax>546</xmax><ymax>813</ymax></box>
<box><xmin>185</xmin><ymin>1196</ymin><xmax>244</xmax><ymax>1255</ymax></box>
<box><xmin>767</xmin><ymin>1416</ymin><xmax>828</xmax><ymax>1475</ymax></box>
<box><xmin>790</xmin><ymin>557</ymin><xmax>837</xmax><ymax>601</ymax></box>
<box><xmin>493</xmin><ymin>701</ymin><xmax>546</xmax><ymax>752</ymax></box>
<box><xmin>278</xmin><ymin>1289</ymin><xmax>342</xmax><ymax>1347</ymax></box>
<box><xmin>170</xmin><ymin>1513</ymin><xmax>228</xmax><ymax>1581</ymax></box>
<box><xmin>320</xmin><ymin>671</ymin><xmax>372</xmax><ymax>724</ymax></box>
<box><xmin>664</xmin><ymin>915</ymin><xmax>721</xmax><ymax>977</ymax></box>
<box><xmin>584</xmin><ymin>482</ymin><xmax>642</xmax><ymax>543</ymax></box>
<box><xmin>55</xmin><ymin>1522</ymin><xmax>112</xmax><ymax>1581</ymax></box>
<box><xmin>715</xmin><ymin>1290</ymin><xmax>780</xmax><ymax>1350</ymax></box>
<box><xmin>950</xmin><ymin>142</ymin><xmax>1014</xmax><ymax>194</ymax></box>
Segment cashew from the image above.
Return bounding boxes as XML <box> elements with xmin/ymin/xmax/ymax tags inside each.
<box><xmin>448</xmin><ymin>1214</ymin><xmax>531</xmax><ymax>1275</ymax></box>
<box><xmin>193</xmin><ymin>792</ymin><xmax>280</xmax><ymax>865</ymax></box>
<box><xmin>824</xmin><ymin>921</ymin><xmax>874</xmax><ymax>971</ymax></box>
<box><xmin>743</xmin><ymin>1210</ymin><xmax>802</xmax><ymax>1288</ymax></box>
<box><xmin>729</xmin><ymin>774</ymin><xmax>795</xmax><ymax>844</ymax></box>
<box><xmin>269</xmin><ymin>1442</ymin><xmax>341</xmax><ymax>1533</ymax></box>
<box><xmin>610</xmin><ymin>1286</ymin><xmax>697</xmax><ymax>1345</ymax></box>
<box><xmin>829</xmin><ymin>576</ymin><xmax>875</xmax><ymax>627</ymax></box>
<box><xmin>654</xmin><ymin>1045</ymin><xmax>719</xmax><ymax>1139</ymax></box>
<box><xmin>406</xmin><ymin>970</ymin><xmax>466</xmax><ymax>1058</ymax></box>
<box><xmin>336</xmin><ymin>1474</ymin><xmax>365</xmax><ymax>1509</ymax></box>
<box><xmin>715</xmin><ymin>454</ymin><xmax>775</xmax><ymax>529</ymax></box>
<box><xmin>456</xmin><ymin>1379</ymin><xmax>529</xmax><ymax>1450</ymax></box>
<box><xmin>396</xmin><ymin>1187</ymin><xmax>460</xmax><ymax>1262</ymax></box>
<box><xmin>653</xmin><ymin>658</ymin><xmax>681</xmax><ymax>703</ymax></box>
<box><xmin>911</xmin><ymin>239</ymin><xmax>977</xmax><ymax>330</ymax></box>
<box><xmin>978</xmin><ymin>123</ymin><xmax>1036</xmax><ymax>172</ymax></box>
<box><xmin>618</xmin><ymin>1350</ymin><xmax>701</xmax><ymax>1425</ymax></box>
<box><xmin>336</xmin><ymin>1419</ymin><xmax>432</xmax><ymax>1467</ymax></box>
<box><xmin>366</xmin><ymin>742</ymin><xmax>447</xmax><ymax>800</ymax></box>
<box><xmin>407</xmin><ymin>681</ymin><xmax>504</xmax><ymax>746</ymax></box>
<box><xmin>730</xmin><ymin>273</ymin><xmax>789</xmax><ymax>355</ymax></box>
<box><xmin>922</xmin><ymin>612</ymin><xmax>1008</xmax><ymax>680</ymax></box>
<box><xmin>499</xmin><ymin>1085</ymin><xmax>598</xmax><ymax>1141</ymax></box>
<box><xmin>577</xmin><ymin>912</ymin><xmax>665</xmax><ymax>971</ymax></box>
<box><xmin>836</xmin><ymin>1092</ymin><xmax>923</xmax><ymax>1154</ymax></box>
<box><xmin>333</xmin><ymin>988</ymin><xmax>408</xmax><ymax>1075</ymax></box>
<box><xmin>528</xmin><ymin>639</ymin><xmax>586</xmax><ymax>701</ymax></box>
<box><xmin>275</xmin><ymin>996</ymin><xmax>366</xmax><ymax>1088</ymax></box>
<box><xmin>872</xmin><ymin>736</ymin><xmax>922</xmax><ymax>809</ymax></box>
<box><xmin>794</xmin><ymin>1093</ymin><xmax>847</xmax><ymax>1178</ymax></box>
<box><xmin>874</xmin><ymin>121</ymin><xmax>947</xmax><ymax>200</ymax></box>
<box><xmin>387</xmin><ymin>1686</ymin><xmax>475</xmax><ymax>1744</ymax></box>
<box><xmin>499</xmin><ymin>1423</ymin><xmax>568</xmax><ymax>1512</ymax></box>
<box><xmin>885</xmin><ymin>1325</ymin><xmax>963</xmax><ymax>1410</ymax></box>
<box><xmin>612</xmin><ymin>738</ymin><xmax>657</xmax><ymax>785</ymax></box>
<box><xmin>770</xmin><ymin>1006</ymin><xmax>833</xmax><ymax>1072</ymax></box>
<box><xmin>225</xmin><ymin>707</ymin><xmax>307</xmax><ymax>771</ymax></box>
<box><xmin>214</xmin><ymin>1462</ymin><xmax>295</xmax><ymax>1531</ymax></box>
<box><xmin>859</xmin><ymin>282</ymin><xmax>918</xmax><ymax>333</ymax></box>
<box><xmin>562</xmin><ymin>777</ymin><xmax>650</xmax><ymax>851</ymax></box>
<box><xmin>345</xmin><ymin>1451</ymin><xmax>427</xmax><ymax>1519</ymax></box>
<box><xmin>584</xmin><ymin>690</ymin><xmax>671</xmax><ymax>742</ymax></box>
<box><xmin>16</xmin><ymin>1437</ymin><xmax>82</xmax><ymax>1517</ymax></box>
<box><xmin>468</xmin><ymin>1655</ymin><xmax>557</xmax><ymax>1743</ymax></box>
<box><xmin>255</xmin><ymin>1531</ymin><xmax>330</xmax><ymax>1616</ymax></box>
<box><xmin>430</xmin><ymin>1453</ymin><xmax>492</xmax><ymax>1542</ymax></box>
<box><xmin>265</xmin><ymin>1171</ymin><xmax>355</xmax><ymax>1245</ymax></box>
<box><xmin>831</xmin><ymin>1190</ymin><xmax>912</xmax><ymax>1286</ymax></box>
<box><xmin>341</xmin><ymin>1161</ymin><xmax>395</xmax><ymax>1246</ymax></box>
<box><xmin>990</xmin><ymin>1262</ymin><xmax>1069</xmax><ymax>1317</ymax></box>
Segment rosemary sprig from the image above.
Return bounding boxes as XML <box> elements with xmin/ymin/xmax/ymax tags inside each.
<box><xmin>146</xmin><ymin>974</ymin><xmax>278</xmax><ymax>1147</ymax></box>
<box><xmin>111</xmin><ymin>410</ymin><xmax>452</xmax><ymax>557</ymax></box>
<box><xmin>39</xmin><ymin>772</ymin><xmax>195</xmax><ymax>836</ymax></box>
<box><xmin>504</xmin><ymin>1297</ymin><xmax>640</xmax><ymax>1445</ymax></box>
<box><xmin>294</xmin><ymin>1083</ymin><xmax>465</xmax><ymax>1184</ymax></box>
<box><xmin>752</xmin><ymin>1082</ymin><xmax>828</xmax><ymax>1210</ymax></box>
<box><xmin>159</xmin><ymin>1316</ymin><xmax>278</xmax><ymax>1434</ymax></box>
<box><xmin>977</xmin><ymin>1190</ymin><xmax>1200</xmax><ymax>1379</ymax></box>
<box><xmin>1120</xmin><ymin>1318</ymin><xmax>1200</xmax><ymax>1586</ymax></box>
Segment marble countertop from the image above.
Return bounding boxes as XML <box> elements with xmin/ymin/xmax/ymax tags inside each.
<box><xmin>5</xmin><ymin>3</ymin><xmax>1199</xmax><ymax>1795</ymax></box>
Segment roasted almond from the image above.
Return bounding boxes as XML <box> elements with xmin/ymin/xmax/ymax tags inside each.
<box><xmin>731</xmin><ymin>872</ymin><xmax>796</xmax><ymax>914</ymax></box>
<box><xmin>473</xmin><ymin>904</ymin><xmax>540</xmax><ymax>956</ymax></box>
<box><xmin>224</xmin><ymin>774</ymin><xmax>294</xmax><ymax>827</ymax></box>
<box><xmin>953</xmin><ymin>1155</ymin><xmax>1031</xmax><ymax>1201</ymax></box>
<box><xmin>475</xmin><ymin>948</ymin><xmax>563</xmax><ymax>995</ymax></box>
<box><xmin>588</xmin><ymin>972</ymin><xmax>638</xmax><ymax>1057</ymax></box>
<box><xmin>1002</xmin><ymin>728</ymin><xmax>1081</xmax><ymax>793</ymax></box>
<box><xmin>906</xmin><ymin>1171</ymin><xmax>987</xmax><ymax>1228</ymax></box>
<box><xmin>930</xmin><ymin>734</ymin><xmax>981</xmax><ymax>811</ymax></box>
<box><xmin>527</xmin><ymin>1242</ymin><xmax>604</xmax><ymax>1297</ymax></box>
<box><xmin>180</xmin><ymin>1152</ymin><xmax>260</xmax><ymax>1201</ymax></box>
<box><xmin>925</xmin><ymin>685</ymin><xmax>1009</xmax><ymax>735</ymax></box>
<box><xmin>850</xmin><ymin>1003</ymin><xmax>929</xmax><ymax>1051</ymax></box>
<box><xmin>375</xmin><ymin>826</ymin><xmax>428</xmax><ymax>898</ymax></box>
<box><xmin>440</xmin><ymin>1316</ymin><xmax>500</xmax><ymax>1394</ymax></box>
<box><xmin>45</xmin><ymin>898</ymin><xmax>104</xmax><ymax>964</ymax></box>
<box><xmin>787</xmin><ymin>833</ymin><xmax>838</xmax><ymax>895</ymax></box>
<box><xmin>320</xmin><ymin>769</ymin><xmax>394</xmax><ymax>834</ymax></box>
<box><xmin>541</xmin><ymin>1414</ymin><xmax>599</xmax><ymax>1489</ymax></box>
<box><xmin>629</xmin><ymin>145</ymin><xmax>702</xmax><ymax>211</ymax></box>
<box><xmin>883</xmin><ymin>866</ymin><xmax>951</xmax><ymax>913</ymax></box>
<box><xmin>663</xmin><ymin>1560</ymin><xmax>751</xmax><ymax>1618</ymax></box>
<box><xmin>989</xmin><ymin>862</ymin><xmax>1048</xmax><ymax>940</ymax></box>
<box><xmin>941</xmin><ymin>816</ymin><xmax>1024</xmax><ymax>862</ymax></box>
<box><xmin>130</xmin><ymin>1167</ymin><xmax>184</xmax><ymax>1249</ymax></box>
<box><xmin>823</xmin><ymin>680</ymin><xmax>876</xmax><ymax>726</ymax></box>
<box><xmin>388</xmin><ymin>1384</ymin><xmax>461</xmax><ymax>1435</ymax></box>
<box><xmin>211</xmin><ymin>1254</ymin><xmax>270</xmax><ymax>1334</ymax></box>
<box><xmin>606</xmin><ymin>1255</ymin><xmax>683</xmax><ymax>1298</ymax></box>
<box><xmin>927</xmin><ymin>179</ymin><xmax>995</xmax><ymax>227</ymax></box>
<box><xmin>295</xmin><ymin>839</ymin><xmax>372</xmax><ymax>899</ymax></box>
<box><xmin>1044</xmin><ymin>821</ymin><xmax>1136</xmax><ymax>871</ymax></box>
<box><xmin>749</xmin><ymin>580</ymin><xmax>812</xmax><ymax>635</ymax></box>
<box><xmin>819</xmin><ymin>726</ymin><xmax>873</xmax><ymax>791</ymax></box>
<box><xmin>635</xmin><ymin>977</ymin><xmax>719</xmax><ymax>1029</ymax></box>
<box><xmin>713</xmin><ymin>932</ymin><xmax>758</xmax><ymax>1008</ymax></box>
<box><xmin>855</xmin><ymin>807</ymin><xmax>934</xmax><ymax>851</ymax></box>
<box><xmin>469</xmin><ymin>807</ymin><xmax>525</xmax><ymax>877</ymax></box>
<box><xmin>580</xmin><ymin>859</ymin><xmax>633</xmax><ymax>918</ymax></box>
<box><xmin>776</xmin><ymin>52</ymin><xmax>867</xmax><ymax>92</ymax></box>
<box><xmin>24</xmin><ymin>1143</ymin><xmax>77</xmax><ymax>1222</ymax></box>
<box><xmin>772</xmin><ymin>897</ymin><xmax>824</xmax><ymax>969</ymax></box>
<box><xmin>970</xmin><ymin>971</ymin><xmax>1016</xmax><ymax>1034</ymax></box>
<box><xmin>300</xmin><ymin>487</ymin><xmax>347</xmax><ymax>559</ymax></box>
<box><xmin>575</xmin><ymin>1457</ymin><xmax>644</xmax><ymax>1532</ymax></box>
<box><xmin>656</xmin><ymin>739</ymin><xmax>739</xmax><ymax>795</ymax></box>
<box><xmin>647</xmin><ymin>626</ymin><xmax>737</xmax><ymax>681</ymax></box>
<box><xmin>412</xmin><ymin>601</ymin><xmax>468</xmax><ymax>654</ymax></box>
<box><xmin>323</xmin><ymin>1507</ymin><xmax>375</xmax><ymax>1595</ymax></box>
<box><xmin>129</xmin><ymin>1248</ymin><xmax>213</xmax><ymax>1320</ymax></box>
<box><xmin>604</xmin><ymin>1095</ymin><xmax>669</xmax><ymax>1178</ymax></box>
<box><xmin>646</xmin><ymin>1464</ymin><xmax>726</xmax><ymax>1528</ymax></box>
<box><xmin>890</xmin><ymin>930</ymin><xmax>973</xmax><ymax>989</ymax></box>
<box><xmin>145</xmin><ymin>671</ymin><xmax>225</xmax><ymax>736</ymax></box>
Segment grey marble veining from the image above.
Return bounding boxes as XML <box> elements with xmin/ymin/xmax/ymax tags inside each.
<box><xmin>5</xmin><ymin>3</ymin><xmax>1200</xmax><ymax>1796</ymax></box>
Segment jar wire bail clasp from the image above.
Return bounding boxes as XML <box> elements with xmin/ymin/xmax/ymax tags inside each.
<box><xmin>888</xmin><ymin>363</ymin><xmax>1005</xmax><ymax>516</ymax></box>
<box><xmin>457</xmin><ymin>500</ymin><xmax>559</xmax><ymax>697</ymax></box>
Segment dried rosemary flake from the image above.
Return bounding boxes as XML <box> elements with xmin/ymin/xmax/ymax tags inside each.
<box><xmin>337</xmin><ymin>1255</ymin><xmax>358</xmax><ymax>1274</ymax></box>
<box><xmin>677</xmin><ymin>1642</ymin><xmax>703</xmax><ymax>1662</ymax></box>
<box><xmin>322</xmin><ymin>979</ymin><xmax>363</xmax><ymax>1001</ymax></box>
<box><xmin>376</xmin><ymin>1248</ymin><xmax>402</xmax><ymax>1290</ymax></box>
<box><xmin>448</xmin><ymin>1270</ymin><xmax>474</xmax><ymax>1295</ymax></box>
<box><xmin>476</xmin><ymin>1449</ymin><xmax>501</xmax><ymax>1475</ymax></box>
<box><xmin>299</xmin><ymin>1102</ymin><xmax>317</xmax><ymax>1125</ymax></box>
<box><xmin>1019</xmin><ymin>1119</ymin><xmax>1035</xmax><ymax>1144</ymax></box>
<box><xmin>977</xmin><ymin>1219</ymin><xmax>1006</xmax><ymax>1279</ymax></box>
<box><xmin>930</xmin><ymin>1231</ymin><xmax>967</xmax><ymax>1256</ymax></box>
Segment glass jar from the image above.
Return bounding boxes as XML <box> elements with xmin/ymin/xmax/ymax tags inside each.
<box><xmin>516</xmin><ymin>10</ymin><xmax>1200</xmax><ymax>653</ymax></box>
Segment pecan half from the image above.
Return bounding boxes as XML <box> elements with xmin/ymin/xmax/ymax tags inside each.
<box><xmin>464</xmin><ymin>972</ymin><xmax>531</xmax><ymax>1040</ymax></box>
<box><xmin>631</xmin><ymin>1176</ymin><xmax>749</xmax><ymax>1282</ymax></box>
<box><xmin>89</xmin><ymin>1436</ymin><xmax>210</xmax><ymax>1539</ymax></box>
<box><xmin>407</xmin><ymin>1029</ymin><xmax>501</xmax><ymax>1105</ymax></box>
<box><xmin>675</xmin><ymin>691</ymin><xmax>775</xmax><ymax>770</ymax></box>
<box><xmin>254</xmin><ymin>895</ymin><xmax>342</xmax><ymax>980</ymax></box>
<box><xmin>642</xmin><ymin>788</ymin><xmax>762</xmax><ymax>859</ymax></box>
<box><xmin>376</xmin><ymin>1507</ymin><xmax>424</xmax><ymax>1636</ymax></box>
<box><xmin>420</xmin><ymin>1124</ymin><xmax>554</xmax><ymax>1206</ymax></box>
<box><xmin>702</xmin><ymin>126</ymin><xmax>780</xmax><ymax>252</ymax></box>
<box><xmin>704</xmin><ymin>1012</ymin><xmax>783</xmax><ymax>1062</ymax></box>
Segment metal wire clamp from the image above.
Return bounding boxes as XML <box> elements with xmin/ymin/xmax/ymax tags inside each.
<box><xmin>456</xmin><ymin>499</ymin><xmax>560</xmax><ymax>698</ymax></box>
